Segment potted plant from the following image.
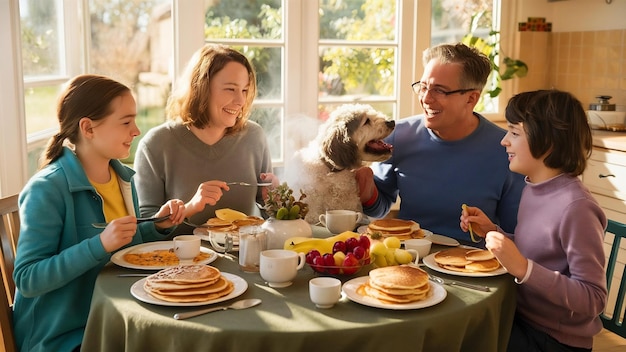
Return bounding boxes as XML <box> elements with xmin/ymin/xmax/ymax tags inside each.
<box><xmin>262</xmin><ymin>182</ymin><xmax>313</xmax><ymax>249</ymax></box>
<box><xmin>461</xmin><ymin>11</ymin><xmax>528</xmax><ymax>111</ymax></box>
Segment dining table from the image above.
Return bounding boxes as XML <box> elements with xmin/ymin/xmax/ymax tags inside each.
<box><xmin>81</xmin><ymin>226</ymin><xmax>516</xmax><ymax>352</ymax></box>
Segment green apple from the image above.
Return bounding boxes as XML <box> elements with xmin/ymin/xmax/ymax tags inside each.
<box><xmin>333</xmin><ymin>251</ymin><xmax>346</xmax><ymax>266</ymax></box>
<box><xmin>394</xmin><ymin>249</ymin><xmax>413</xmax><ymax>264</ymax></box>
<box><xmin>370</xmin><ymin>242</ymin><xmax>387</xmax><ymax>257</ymax></box>
<box><xmin>383</xmin><ymin>236</ymin><xmax>401</xmax><ymax>249</ymax></box>
<box><xmin>373</xmin><ymin>255</ymin><xmax>388</xmax><ymax>267</ymax></box>
<box><xmin>385</xmin><ymin>248</ymin><xmax>398</xmax><ymax>266</ymax></box>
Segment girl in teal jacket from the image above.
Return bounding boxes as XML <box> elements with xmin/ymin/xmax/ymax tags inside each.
<box><xmin>13</xmin><ymin>75</ymin><xmax>187</xmax><ymax>352</ymax></box>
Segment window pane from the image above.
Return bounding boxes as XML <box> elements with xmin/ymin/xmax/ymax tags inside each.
<box><xmin>249</xmin><ymin>107</ymin><xmax>282</xmax><ymax>160</ymax></box>
<box><xmin>319</xmin><ymin>0</ymin><xmax>396</xmax><ymax>41</ymax></box>
<box><xmin>20</xmin><ymin>0</ymin><xmax>62</xmax><ymax>78</ymax></box>
<box><xmin>204</xmin><ymin>0</ymin><xmax>283</xmax><ymax>40</ymax></box>
<box><xmin>24</xmin><ymin>85</ymin><xmax>62</xmax><ymax>134</ymax></box>
<box><xmin>431</xmin><ymin>0</ymin><xmax>497</xmax><ymax>112</ymax></box>
<box><xmin>319</xmin><ymin>46</ymin><xmax>395</xmax><ymax>98</ymax></box>
<box><xmin>88</xmin><ymin>0</ymin><xmax>172</xmax><ymax>164</ymax></box>
<box><xmin>228</xmin><ymin>46</ymin><xmax>282</xmax><ymax>100</ymax></box>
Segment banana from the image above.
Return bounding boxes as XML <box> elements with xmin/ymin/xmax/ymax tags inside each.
<box><xmin>284</xmin><ymin>238</ymin><xmax>333</xmax><ymax>254</ymax></box>
<box><xmin>283</xmin><ymin>231</ymin><xmax>360</xmax><ymax>255</ymax></box>
<box><xmin>325</xmin><ymin>231</ymin><xmax>359</xmax><ymax>243</ymax></box>
<box><xmin>215</xmin><ymin>208</ymin><xmax>247</xmax><ymax>221</ymax></box>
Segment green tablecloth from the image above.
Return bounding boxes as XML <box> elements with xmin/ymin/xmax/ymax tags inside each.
<box><xmin>82</xmin><ymin>230</ymin><xmax>515</xmax><ymax>352</ymax></box>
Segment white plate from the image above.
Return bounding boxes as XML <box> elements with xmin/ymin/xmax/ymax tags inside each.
<box><xmin>342</xmin><ymin>276</ymin><xmax>447</xmax><ymax>310</ymax></box>
<box><xmin>425</xmin><ymin>234</ymin><xmax>460</xmax><ymax>246</ymax></box>
<box><xmin>422</xmin><ymin>252</ymin><xmax>508</xmax><ymax>277</ymax></box>
<box><xmin>111</xmin><ymin>241</ymin><xmax>218</xmax><ymax>270</ymax></box>
<box><xmin>130</xmin><ymin>272</ymin><xmax>248</xmax><ymax>307</ymax></box>
<box><xmin>356</xmin><ymin>225</ymin><xmax>368</xmax><ymax>234</ymax></box>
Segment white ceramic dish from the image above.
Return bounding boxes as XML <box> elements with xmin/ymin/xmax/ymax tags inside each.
<box><xmin>130</xmin><ymin>272</ymin><xmax>247</xmax><ymax>307</ymax></box>
<box><xmin>342</xmin><ymin>276</ymin><xmax>446</xmax><ymax>310</ymax></box>
<box><xmin>111</xmin><ymin>241</ymin><xmax>218</xmax><ymax>270</ymax></box>
<box><xmin>422</xmin><ymin>252</ymin><xmax>507</xmax><ymax>277</ymax></box>
<box><xmin>425</xmin><ymin>234</ymin><xmax>460</xmax><ymax>247</ymax></box>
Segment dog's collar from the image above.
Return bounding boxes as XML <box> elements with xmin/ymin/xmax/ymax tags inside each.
<box><xmin>322</xmin><ymin>158</ymin><xmax>344</xmax><ymax>172</ymax></box>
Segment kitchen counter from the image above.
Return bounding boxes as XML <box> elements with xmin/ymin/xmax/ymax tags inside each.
<box><xmin>592</xmin><ymin>130</ymin><xmax>626</xmax><ymax>152</ymax></box>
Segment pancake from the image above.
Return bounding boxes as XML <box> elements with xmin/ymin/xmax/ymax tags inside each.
<box><xmin>204</xmin><ymin>217</ymin><xmax>234</xmax><ymax>227</ymax></box>
<box><xmin>123</xmin><ymin>249</ymin><xmax>211</xmax><ymax>267</ymax></box>
<box><xmin>233</xmin><ymin>216</ymin><xmax>265</xmax><ymax>227</ymax></box>
<box><xmin>433</xmin><ymin>248</ymin><xmax>472</xmax><ymax>266</ymax></box>
<box><xmin>145</xmin><ymin>276</ymin><xmax>231</xmax><ymax>296</ymax></box>
<box><xmin>147</xmin><ymin>281</ymin><xmax>235</xmax><ymax>303</ymax></box>
<box><xmin>367</xmin><ymin>219</ymin><xmax>423</xmax><ymax>240</ymax></box>
<box><xmin>434</xmin><ymin>248</ymin><xmax>501</xmax><ymax>273</ymax></box>
<box><xmin>369</xmin><ymin>280</ymin><xmax>430</xmax><ymax>296</ymax></box>
<box><xmin>368</xmin><ymin>219</ymin><xmax>416</xmax><ymax>232</ymax></box>
<box><xmin>368</xmin><ymin>265</ymin><xmax>429</xmax><ymax>290</ymax></box>
<box><xmin>464</xmin><ymin>258</ymin><xmax>501</xmax><ymax>272</ymax></box>
<box><xmin>358</xmin><ymin>282</ymin><xmax>429</xmax><ymax>304</ymax></box>
<box><xmin>146</xmin><ymin>265</ymin><xmax>221</xmax><ymax>284</ymax></box>
<box><xmin>465</xmin><ymin>249</ymin><xmax>495</xmax><ymax>261</ymax></box>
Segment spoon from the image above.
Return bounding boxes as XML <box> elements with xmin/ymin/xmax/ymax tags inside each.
<box><xmin>173</xmin><ymin>298</ymin><xmax>262</xmax><ymax>320</ymax></box>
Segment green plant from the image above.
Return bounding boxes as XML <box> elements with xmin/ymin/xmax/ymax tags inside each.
<box><xmin>264</xmin><ymin>183</ymin><xmax>309</xmax><ymax>220</ymax></box>
<box><xmin>461</xmin><ymin>11</ymin><xmax>528</xmax><ymax>107</ymax></box>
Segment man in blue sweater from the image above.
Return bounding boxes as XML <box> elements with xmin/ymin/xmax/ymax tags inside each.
<box><xmin>356</xmin><ymin>43</ymin><xmax>525</xmax><ymax>245</ymax></box>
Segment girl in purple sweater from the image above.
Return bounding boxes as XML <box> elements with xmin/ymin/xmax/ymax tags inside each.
<box><xmin>461</xmin><ymin>90</ymin><xmax>607</xmax><ymax>351</ymax></box>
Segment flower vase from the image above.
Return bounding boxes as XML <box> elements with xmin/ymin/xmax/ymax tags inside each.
<box><xmin>262</xmin><ymin>217</ymin><xmax>313</xmax><ymax>249</ymax></box>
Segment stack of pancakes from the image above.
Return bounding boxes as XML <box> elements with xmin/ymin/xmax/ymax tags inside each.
<box><xmin>204</xmin><ymin>215</ymin><xmax>265</xmax><ymax>232</ymax></box>
<box><xmin>433</xmin><ymin>248</ymin><xmax>501</xmax><ymax>273</ymax></box>
<box><xmin>366</xmin><ymin>219</ymin><xmax>424</xmax><ymax>241</ymax></box>
<box><xmin>203</xmin><ymin>216</ymin><xmax>265</xmax><ymax>245</ymax></box>
<box><xmin>357</xmin><ymin>265</ymin><xmax>431</xmax><ymax>304</ymax></box>
<box><xmin>144</xmin><ymin>265</ymin><xmax>234</xmax><ymax>303</ymax></box>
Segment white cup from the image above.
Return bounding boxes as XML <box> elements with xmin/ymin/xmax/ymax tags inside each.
<box><xmin>309</xmin><ymin>277</ymin><xmax>342</xmax><ymax>309</ymax></box>
<box><xmin>260</xmin><ymin>249</ymin><xmax>306</xmax><ymax>288</ymax></box>
<box><xmin>404</xmin><ymin>239</ymin><xmax>432</xmax><ymax>261</ymax></box>
<box><xmin>173</xmin><ymin>235</ymin><xmax>201</xmax><ymax>261</ymax></box>
<box><xmin>318</xmin><ymin>210</ymin><xmax>363</xmax><ymax>234</ymax></box>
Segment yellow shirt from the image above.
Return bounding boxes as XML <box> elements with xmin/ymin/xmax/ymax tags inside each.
<box><xmin>90</xmin><ymin>167</ymin><xmax>127</xmax><ymax>222</ymax></box>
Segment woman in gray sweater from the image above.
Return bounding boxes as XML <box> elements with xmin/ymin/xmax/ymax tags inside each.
<box><xmin>135</xmin><ymin>44</ymin><xmax>276</xmax><ymax>234</ymax></box>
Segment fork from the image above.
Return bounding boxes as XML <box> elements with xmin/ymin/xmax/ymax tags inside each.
<box><xmin>428</xmin><ymin>273</ymin><xmax>490</xmax><ymax>292</ymax></box>
<box><xmin>91</xmin><ymin>215</ymin><xmax>171</xmax><ymax>229</ymax></box>
<box><xmin>182</xmin><ymin>219</ymin><xmax>211</xmax><ymax>228</ymax></box>
<box><xmin>227</xmin><ymin>182</ymin><xmax>273</xmax><ymax>187</ymax></box>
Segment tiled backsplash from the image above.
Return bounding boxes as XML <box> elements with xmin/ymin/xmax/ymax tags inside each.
<box><xmin>513</xmin><ymin>29</ymin><xmax>625</xmax><ymax>110</ymax></box>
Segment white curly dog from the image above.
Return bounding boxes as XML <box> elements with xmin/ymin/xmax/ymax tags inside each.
<box><xmin>284</xmin><ymin>104</ymin><xmax>395</xmax><ymax>224</ymax></box>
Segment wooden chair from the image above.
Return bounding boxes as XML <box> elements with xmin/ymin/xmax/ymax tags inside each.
<box><xmin>0</xmin><ymin>194</ymin><xmax>19</xmax><ymax>306</ymax></box>
<box><xmin>0</xmin><ymin>269</ymin><xmax>17</xmax><ymax>352</ymax></box>
<box><xmin>601</xmin><ymin>219</ymin><xmax>626</xmax><ymax>338</ymax></box>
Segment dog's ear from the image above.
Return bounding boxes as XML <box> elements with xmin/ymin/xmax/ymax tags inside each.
<box><xmin>320</xmin><ymin>122</ymin><xmax>359</xmax><ymax>170</ymax></box>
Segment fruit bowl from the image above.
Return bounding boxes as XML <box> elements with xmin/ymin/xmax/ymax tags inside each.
<box><xmin>307</xmin><ymin>255</ymin><xmax>370</xmax><ymax>276</ymax></box>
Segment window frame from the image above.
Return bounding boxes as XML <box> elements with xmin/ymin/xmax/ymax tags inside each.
<box><xmin>0</xmin><ymin>0</ymin><xmax>515</xmax><ymax>197</ymax></box>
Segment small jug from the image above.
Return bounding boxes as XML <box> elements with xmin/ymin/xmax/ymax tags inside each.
<box><xmin>238</xmin><ymin>229</ymin><xmax>267</xmax><ymax>273</ymax></box>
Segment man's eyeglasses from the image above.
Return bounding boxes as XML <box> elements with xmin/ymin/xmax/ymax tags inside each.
<box><xmin>411</xmin><ymin>81</ymin><xmax>477</xmax><ymax>98</ymax></box>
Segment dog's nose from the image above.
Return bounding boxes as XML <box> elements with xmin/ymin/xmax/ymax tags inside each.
<box><xmin>386</xmin><ymin>120</ymin><xmax>395</xmax><ymax>128</ymax></box>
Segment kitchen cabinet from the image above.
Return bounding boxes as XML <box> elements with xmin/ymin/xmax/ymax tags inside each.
<box><xmin>582</xmin><ymin>134</ymin><xmax>626</xmax><ymax>318</ymax></box>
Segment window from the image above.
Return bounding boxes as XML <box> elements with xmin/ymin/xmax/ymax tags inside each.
<box><xmin>0</xmin><ymin>0</ymin><xmax>510</xmax><ymax>196</ymax></box>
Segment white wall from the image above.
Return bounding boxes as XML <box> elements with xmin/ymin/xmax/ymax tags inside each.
<box><xmin>518</xmin><ymin>0</ymin><xmax>626</xmax><ymax>32</ymax></box>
